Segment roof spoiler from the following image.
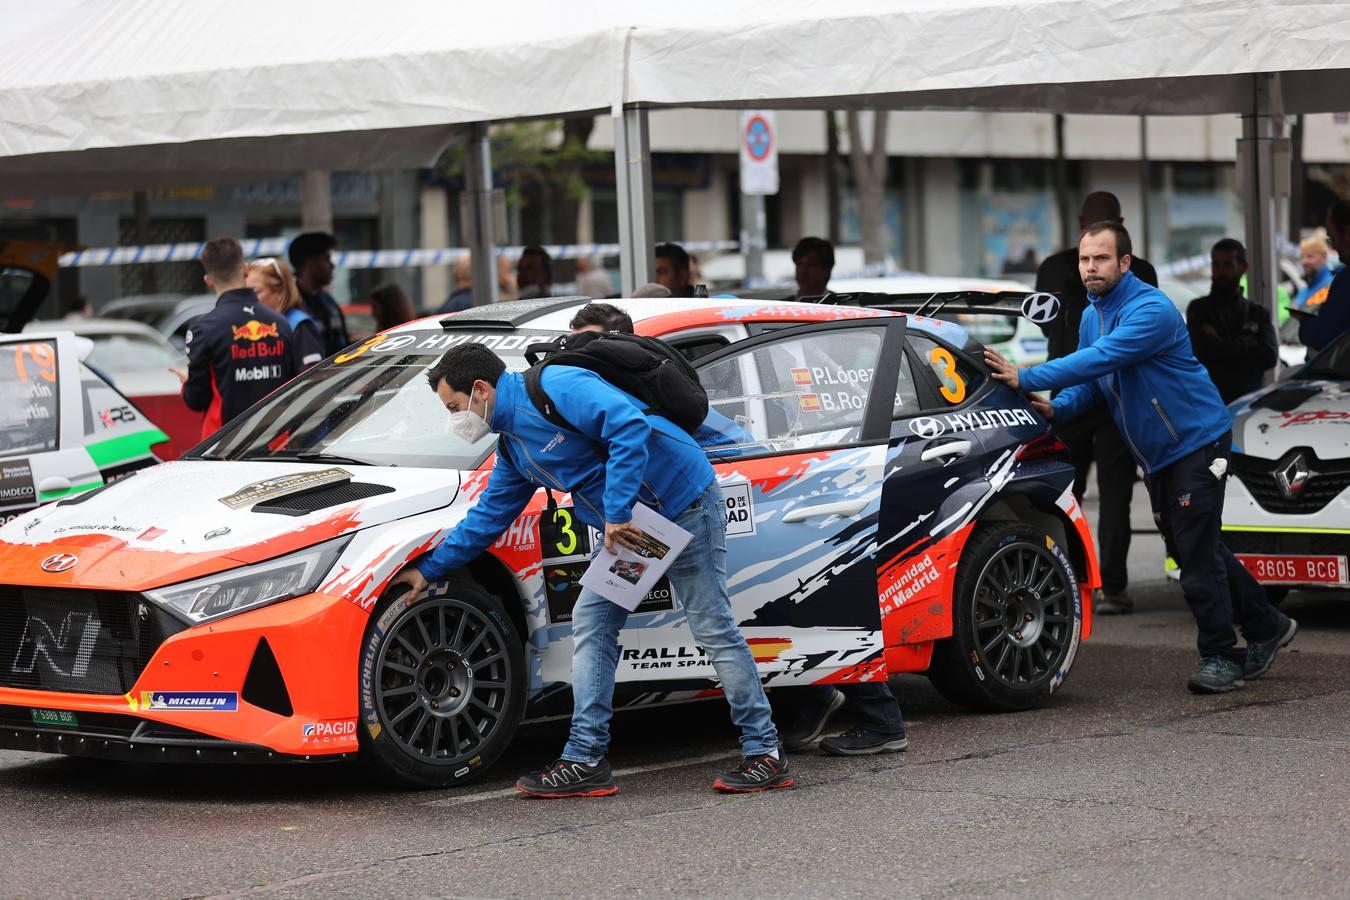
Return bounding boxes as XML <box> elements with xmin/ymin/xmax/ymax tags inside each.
<box><xmin>806</xmin><ymin>290</ymin><xmax>1063</xmax><ymax>324</ymax></box>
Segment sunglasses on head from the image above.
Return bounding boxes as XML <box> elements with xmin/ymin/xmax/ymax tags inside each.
<box><xmin>253</xmin><ymin>257</ymin><xmax>283</xmax><ymax>279</ymax></box>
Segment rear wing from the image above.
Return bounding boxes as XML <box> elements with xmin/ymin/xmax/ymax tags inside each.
<box><xmin>806</xmin><ymin>290</ymin><xmax>1063</xmax><ymax>325</ymax></box>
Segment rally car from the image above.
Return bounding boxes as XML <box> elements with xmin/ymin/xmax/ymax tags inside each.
<box><xmin>1223</xmin><ymin>327</ymin><xmax>1350</xmax><ymax>599</ymax></box>
<box><xmin>0</xmin><ymin>294</ymin><xmax>1098</xmax><ymax>787</ymax></box>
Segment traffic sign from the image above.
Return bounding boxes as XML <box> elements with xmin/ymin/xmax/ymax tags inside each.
<box><xmin>739</xmin><ymin>110</ymin><xmax>779</xmax><ymax>195</ymax></box>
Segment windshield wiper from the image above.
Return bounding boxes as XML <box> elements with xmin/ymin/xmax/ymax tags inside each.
<box><xmin>240</xmin><ymin>451</ymin><xmax>379</xmax><ymax>466</ymax></box>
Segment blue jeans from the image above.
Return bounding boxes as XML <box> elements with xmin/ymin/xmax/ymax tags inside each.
<box><xmin>561</xmin><ymin>482</ymin><xmax>780</xmax><ymax>764</ymax></box>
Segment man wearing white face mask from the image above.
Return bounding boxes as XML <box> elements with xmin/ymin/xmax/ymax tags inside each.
<box><xmin>389</xmin><ymin>342</ymin><xmax>786</xmax><ymax>797</ymax></box>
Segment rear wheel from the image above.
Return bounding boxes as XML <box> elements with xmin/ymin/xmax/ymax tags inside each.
<box><xmin>359</xmin><ymin>576</ymin><xmax>526</xmax><ymax>788</ymax></box>
<box><xmin>929</xmin><ymin>522</ymin><xmax>1083</xmax><ymax>712</ymax></box>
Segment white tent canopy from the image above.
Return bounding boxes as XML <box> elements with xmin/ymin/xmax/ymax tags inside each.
<box><xmin>5</xmin><ymin>0</ymin><xmax>1350</xmax><ymax>181</ymax></box>
<box><xmin>1</xmin><ymin>0</ymin><xmax>1346</xmax><ymax>303</ymax></box>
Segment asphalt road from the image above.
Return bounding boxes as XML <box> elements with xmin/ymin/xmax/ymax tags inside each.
<box><xmin>2</xmin><ymin>489</ymin><xmax>1348</xmax><ymax>899</ymax></box>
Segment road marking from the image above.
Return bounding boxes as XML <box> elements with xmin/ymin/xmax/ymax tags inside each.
<box><xmin>422</xmin><ymin>750</ymin><xmax>737</xmax><ymax>807</ymax></box>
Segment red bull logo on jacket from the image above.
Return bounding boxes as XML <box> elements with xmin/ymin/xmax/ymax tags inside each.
<box><xmin>232</xmin><ymin>320</ymin><xmax>280</xmax><ymax>341</ymax></box>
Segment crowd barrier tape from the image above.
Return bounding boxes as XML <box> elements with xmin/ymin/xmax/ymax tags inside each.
<box><xmin>1154</xmin><ymin>238</ymin><xmax>1303</xmax><ymax>279</ymax></box>
<box><xmin>58</xmin><ymin>240</ymin><xmax>741</xmax><ymax>269</ymax></box>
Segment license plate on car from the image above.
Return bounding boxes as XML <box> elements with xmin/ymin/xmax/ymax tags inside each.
<box><xmin>30</xmin><ymin>708</ymin><xmax>78</xmax><ymax>728</ymax></box>
<box><xmin>1237</xmin><ymin>554</ymin><xmax>1349</xmax><ymax>585</ymax></box>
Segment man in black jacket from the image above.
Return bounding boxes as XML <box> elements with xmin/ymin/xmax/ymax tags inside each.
<box><xmin>1035</xmin><ymin>192</ymin><xmax>1158</xmax><ymax>616</ymax></box>
<box><xmin>179</xmin><ymin>238</ymin><xmax>297</xmax><ymax>440</ymax></box>
<box><xmin>289</xmin><ymin>231</ymin><xmax>351</xmax><ymax>356</ymax></box>
<box><xmin>1186</xmin><ymin>239</ymin><xmax>1279</xmax><ymax>403</ymax></box>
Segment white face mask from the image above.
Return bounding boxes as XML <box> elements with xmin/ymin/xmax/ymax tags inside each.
<box><xmin>449</xmin><ymin>382</ymin><xmax>493</xmax><ymax>444</ymax></box>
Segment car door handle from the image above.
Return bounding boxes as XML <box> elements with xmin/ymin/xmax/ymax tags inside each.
<box><xmin>782</xmin><ymin>499</ymin><xmax>867</xmax><ymax>523</ymax></box>
<box><xmin>920</xmin><ymin>440</ymin><xmax>973</xmax><ymax>462</ymax></box>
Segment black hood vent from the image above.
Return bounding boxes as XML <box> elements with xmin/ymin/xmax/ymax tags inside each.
<box><xmin>1250</xmin><ymin>386</ymin><xmax>1322</xmax><ymax>413</ymax></box>
<box><xmin>252</xmin><ymin>481</ymin><xmax>393</xmax><ymax>516</ymax></box>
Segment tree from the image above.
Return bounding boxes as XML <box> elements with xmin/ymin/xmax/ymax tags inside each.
<box><xmin>825</xmin><ymin>111</ymin><xmax>842</xmax><ymax>245</ymax></box>
<box><xmin>846</xmin><ymin>110</ymin><xmax>890</xmax><ymax>265</ymax></box>
<box><xmin>436</xmin><ymin>117</ymin><xmax>603</xmax><ymax>251</ymax></box>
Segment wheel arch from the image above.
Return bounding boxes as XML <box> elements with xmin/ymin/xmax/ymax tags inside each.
<box><xmin>977</xmin><ymin>491</ymin><xmax>1098</xmax><ymax>639</ymax></box>
<box><xmin>466</xmin><ymin>552</ymin><xmax>531</xmax><ymax>646</ymax></box>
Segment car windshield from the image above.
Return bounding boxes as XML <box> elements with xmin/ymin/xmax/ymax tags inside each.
<box><xmin>1302</xmin><ymin>330</ymin><xmax>1350</xmax><ymax>380</ymax></box>
<box><xmin>190</xmin><ymin>328</ymin><xmax>556</xmax><ymax>468</ymax></box>
<box><xmin>85</xmin><ymin>331</ymin><xmax>184</xmax><ymax>373</ymax></box>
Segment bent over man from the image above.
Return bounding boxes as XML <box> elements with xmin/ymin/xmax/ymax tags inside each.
<box><xmin>984</xmin><ymin>222</ymin><xmax>1297</xmax><ymax>694</ymax></box>
<box><xmin>390</xmin><ymin>343</ymin><xmax>787</xmax><ymax>796</ymax></box>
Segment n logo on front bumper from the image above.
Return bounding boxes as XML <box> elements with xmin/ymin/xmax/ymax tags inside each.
<box><xmin>10</xmin><ymin>611</ymin><xmax>102</xmax><ymax>678</ymax></box>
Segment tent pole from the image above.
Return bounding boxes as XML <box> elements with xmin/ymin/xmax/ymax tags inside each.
<box><xmin>1138</xmin><ymin>117</ymin><xmax>1151</xmax><ymax>259</ymax></box>
<box><xmin>463</xmin><ymin>123</ymin><xmax>500</xmax><ymax>306</ymax></box>
<box><xmin>1238</xmin><ymin>73</ymin><xmax>1285</xmax><ymax>376</ymax></box>
<box><xmin>615</xmin><ymin>107</ymin><xmax>655</xmax><ymax>295</ymax></box>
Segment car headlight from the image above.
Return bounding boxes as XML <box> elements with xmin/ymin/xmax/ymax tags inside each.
<box><xmin>146</xmin><ymin>536</ymin><xmax>352</xmax><ymax>625</ymax></box>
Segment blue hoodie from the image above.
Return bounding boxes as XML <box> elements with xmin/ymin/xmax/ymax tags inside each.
<box><xmin>417</xmin><ymin>366</ymin><xmax>715</xmax><ymax>580</ymax></box>
<box><xmin>1019</xmin><ymin>270</ymin><xmax>1231</xmax><ymax>474</ymax></box>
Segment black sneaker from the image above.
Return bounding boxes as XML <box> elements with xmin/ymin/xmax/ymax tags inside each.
<box><xmin>781</xmin><ymin>688</ymin><xmax>845</xmax><ymax>752</ymax></box>
<box><xmin>1094</xmin><ymin>589</ymin><xmax>1134</xmax><ymax>616</ymax></box>
<box><xmin>1187</xmin><ymin>656</ymin><xmax>1246</xmax><ymax>694</ymax></box>
<box><xmin>516</xmin><ymin>758</ymin><xmax>619</xmax><ymax>798</ymax></box>
<box><xmin>1244</xmin><ymin>614</ymin><xmax>1298</xmax><ymax>679</ymax></box>
<box><xmin>712</xmin><ymin>752</ymin><xmax>793</xmax><ymax>793</ymax></box>
<box><xmin>819</xmin><ymin>726</ymin><xmax>909</xmax><ymax>756</ymax></box>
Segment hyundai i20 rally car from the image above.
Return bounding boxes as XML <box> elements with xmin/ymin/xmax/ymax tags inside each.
<box><xmin>1223</xmin><ymin>327</ymin><xmax>1350</xmax><ymax>599</ymax></box>
<box><xmin>0</xmin><ymin>294</ymin><xmax>1098</xmax><ymax>787</ymax></box>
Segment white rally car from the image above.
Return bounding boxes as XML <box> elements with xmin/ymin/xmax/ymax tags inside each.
<box><xmin>1224</xmin><ymin>328</ymin><xmax>1350</xmax><ymax>598</ymax></box>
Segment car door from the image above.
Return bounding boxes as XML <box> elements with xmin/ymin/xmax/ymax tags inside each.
<box><xmin>622</xmin><ymin>317</ymin><xmax>907</xmax><ymax>686</ymax></box>
<box><xmin>874</xmin><ymin>327</ymin><xmax>1008</xmax><ymax>669</ymax></box>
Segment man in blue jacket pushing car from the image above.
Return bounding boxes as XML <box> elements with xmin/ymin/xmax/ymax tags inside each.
<box><xmin>390</xmin><ymin>342</ymin><xmax>787</xmax><ymax>795</ymax></box>
<box><xmin>982</xmin><ymin>221</ymin><xmax>1297</xmax><ymax>694</ymax></box>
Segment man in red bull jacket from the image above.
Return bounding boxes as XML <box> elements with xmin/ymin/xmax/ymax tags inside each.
<box><xmin>178</xmin><ymin>238</ymin><xmax>298</xmax><ymax>439</ymax></box>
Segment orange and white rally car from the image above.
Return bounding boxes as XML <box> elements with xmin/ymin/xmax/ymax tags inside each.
<box><xmin>0</xmin><ymin>294</ymin><xmax>1097</xmax><ymax>786</ymax></box>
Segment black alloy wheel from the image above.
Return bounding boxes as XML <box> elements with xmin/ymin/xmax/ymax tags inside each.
<box><xmin>929</xmin><ymin>522</ymin><xmax>1083</xmax><ymax>712</ymax></box>
<box><xmin>970</xmin><ymin>540</ymin><xmax>1073</xmax><ymax>689</ymax></box>
<box><xmin>360</xmin><ymin>577</ymin><xmax>525</xmax><ymax>788</ymax></box>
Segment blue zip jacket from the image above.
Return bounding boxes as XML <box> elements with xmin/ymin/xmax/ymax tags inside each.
<box><xmin>417</xmin><ymin>366</ymin><xmax>715</xmax><ymax>580</ymax></box>
<box><xmin>1019</xmin><ymin>270</ymin><xmax>1231</xmax><ymax>474</ymax></box>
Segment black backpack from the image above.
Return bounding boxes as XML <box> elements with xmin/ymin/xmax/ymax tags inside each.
<box><xmin>523</xmin><ymin>331</ymin><xmax>709</xmax><ymax>435</ymax></box>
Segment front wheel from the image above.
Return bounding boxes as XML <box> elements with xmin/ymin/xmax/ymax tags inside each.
<box><xmin>359</xmin><ymin>576</ymin><xmax>526</xmax><ymax>788</ymax></box>
<box><xmin>928</xmin><ymin>522</ymin><xmax>1083</xmax><ymax>712</ymax></box>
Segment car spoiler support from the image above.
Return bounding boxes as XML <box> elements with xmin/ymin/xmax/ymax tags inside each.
<box><xmin>805</xmin><ymin>290</ymin><xmax>1063</xmax><ymax>324</ymax></box>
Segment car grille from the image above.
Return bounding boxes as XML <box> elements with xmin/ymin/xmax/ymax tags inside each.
<box><xmin>1231</xmin><ymin>451</ymin><xmax>1350</xmax><ymax>515</ymax></box>
<box><xmin>0</xmin><ymin>588</ymin><xmax>186</xmax><ymax>695</ymax></box>
<box><xmin>1223</xmin><ymin>530</ymin><xmax>1350</xmax><ymax>557</ymax></box>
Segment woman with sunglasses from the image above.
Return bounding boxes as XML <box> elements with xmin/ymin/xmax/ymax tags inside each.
<box><xmin>246</xmin><ymin>257</ymin><xmax>325</xmax><ymax>369</ymax></box>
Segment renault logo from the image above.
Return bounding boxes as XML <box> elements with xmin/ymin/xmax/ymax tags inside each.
<box><xmin>1275</xmin><ymin>453</ymin><xmax>1313</xmax><ymax>498</ymax></box>
<box><xmin>40</xmin><ymin>553</ymin><xmax>79</xmax><ymax>573</ymax></box>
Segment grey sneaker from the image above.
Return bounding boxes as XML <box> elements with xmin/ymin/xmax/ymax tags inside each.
<box><xmin>819</xmin><ymin>727</ymin><xmax>909</xmax><ymax>756</ymax></box>
<box><xmin>1244</xmin><ymin>614</ymin><xmax>1298</xmax><ymax>679</ymax></box>
<box><xmin>781</xmin><ymin>688</ymin><xmax>845</xmax><ymax>752</ymax></box>
<box><xmin>1094</xmin><ymin>589</ymin><xmax>1134</xmax><ymax>616</ymax></box>
<box><xmin>1187</xmin><ymin>656</ymin><xmax>1246</xmax><ymax>694</ymax></box>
